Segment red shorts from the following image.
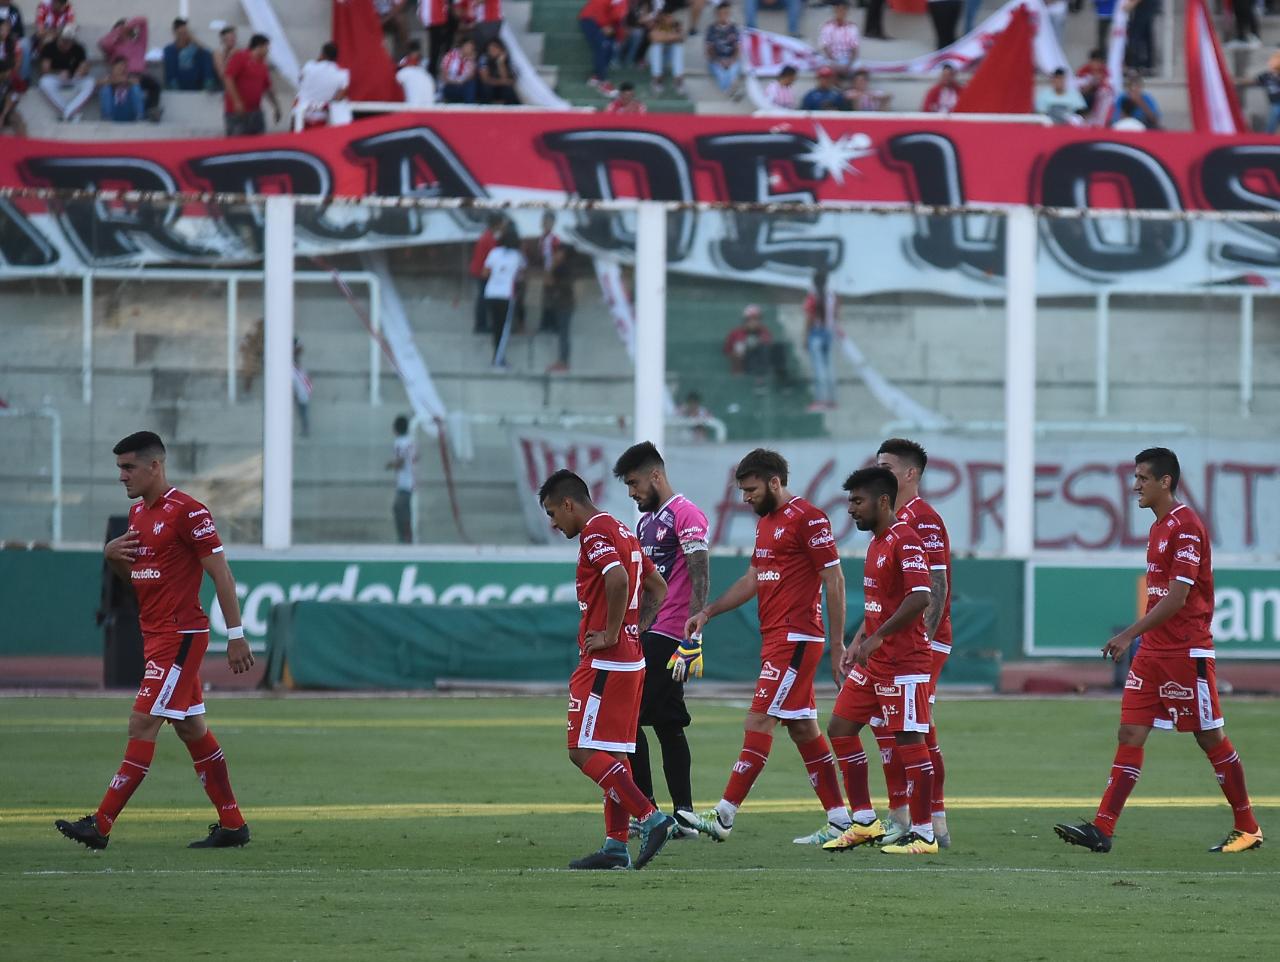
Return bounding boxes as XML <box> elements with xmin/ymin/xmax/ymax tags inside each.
<box><xmin>1121</xmin><ymin>650</ymin><xmax>1223</xmax><ymax>733</ymax></box>
<box><xmin>833</xmin><ymin>665</ymin><xmax>931</xmax><ymax>734</ymax></box>
<box><xmin>567</xmin><ymin>660</ymin><xmax>644</xmax><ymax>752</ymax></box>
<box><xmin>133</xmin><ymin>631</ymin><xmax>208</xmax><ymax>721</ymax></box>
<box><xmin>749</xmin><ymin>631</ymin><xmax>825</xmax><ymax>721</ymax></box>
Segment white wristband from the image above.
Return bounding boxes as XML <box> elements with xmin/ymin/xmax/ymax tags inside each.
<box><xmin>226</xmin><ymin>626</ymin><xmax>245</xmax><ymax>640</ymax></box>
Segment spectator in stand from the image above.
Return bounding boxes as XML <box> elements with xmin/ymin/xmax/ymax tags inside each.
<box><xmin>724</xmin><ymin>304</ymin><xmax>790</xmax><ymax>386</ymax></box>
<box><xmin>928</xmin><ymin>0</ymin><xmax>962</xmax><ymax>50</ymax></box>
<box><xmin>397</xmin><ymin>41</ymin><xmax>436</xmax><ymax>106</ymax></box>
<box><xmin>440</xmin><ymin>35</ymin><xmax>478</xmax><ymax>103</ymax></box>
<box><xmin>292</xmin><ymin>338</ymin><xmax>311</xmax><ymax>438</ymax></box>
<box><xmin>1035</xmin><ymin>67</ymin><xmax>1086</xmax><ymax>124</ymax></box>
<box><xmin>419</xmin><ymin>0</ymin><xmax>457</xmax><ymax>79</ymax></box>
<box><xmin>38</xmin><ymin>25</ymin><xmax>93</xmax><ymax>122</ymax></box>
<box><xmin>223</xmin><ymin>33</ymin><xmax>281</xmax><ymax>136</ymax></box>
<box><xmin>678</xmin><ymin>391</ymin><xmax>714</xmax><ymax>442</ymax></box>
<box><xmin>819</xmin><ymin>1</ymin><xmax>860</xmax><ymax>81</ymax></box>
<box><xmin>1227</xmin><ymin>0</ymin><xmax>1263</xmax><ymax>49</ymax></box>
<box><xmin>962</xmin><ymin>0</ymin><xmax>984</xmax><ymax>35</ymax></box>
<box><xmin>470</xmin><ymin>213</ymin><xmax>507</xmax><ymax>333</ymax></box>
<box><xmin>845</xmin><ymin>68</ymin><xmax>889</xmax><ymax>110</ymax></box>
<box><xmin>1110</xmin><ymin>99</ymin><xmax>1146</xmax><ymax>131</ymax></box>
<box><xmin>1110</xmin><ymin>70</ymin><xmax>1160</xmax><ymax>128</ymax></box>
<box><xmin>478</xmin><ymin>37</ymin><xmax>518</xmax><ymax>104</ymax></box>
<box><xmin>0</xmin><ymin>16</ymin><xmax>23</xmax><ymax>82</ymax></box>
<box><xmin>1075</xmin><ymin>48</ymin><xmax>1108</xmax><ymax>112</ymax></box>
<box><xmin>803</xmin><ymin>268</ymin><xmax>837</xmax><ymax>412</ymax></box>
<box><xmin>33</xmin><ymin>0</ymin><xmax>73</xmax><ymax>52</ymax></box>
<box><xmin>100</xmin><ymin>16</ymin><xmax>161</xmax><ymax>120</ymax></box>
<box><xmin>98</xmin><ymin>56</ymin><xmax>145</xmax><ymax>122</ymax></box>
<box><xmin>704</xmin><ymin>3</ymin><xmax>742</xmax><ymax>100</ymax></box>
<box><xmin>865</xmin><ymin>0</ymin><xmax>890</xmax><ymax>41</ymax></box>
<box><xmin>1124</xmin><ymin>0</ymin><xmax>1156</xmax><ymax>74</ymax></box>
<box><xmin>0</xmin><ymin>57</ymin><xmax>25</xmax><ymax>137</ymax></box>
<box><xmin>537</xmin><ymin>212</ymin><xmax>562</xmax><ymax>332</ymax></box>
<box><xmin>682</xmin><ymin>0</ymin><xmax>709</xmax><ymax>38</ymax></box>
<box><xmin>296</xmin><ymin>43</ymin><xmax>349</xmax><ymax>129</ymax></box>
<box><xmin>374</xmin><ymin>1</ymin><xmax>411</xmax><ymax>60</ymax></box>
<box><xmin>619</xmin><ymin>1</ymin><xmax>654</xmax><ymax>68</ymax></box>
<box><xmin>543</xmin><ymin>242</ymin><xmax>576</xmax><ymax>373</ymax></box>
<box><xmin>744</xmin><ymin>0</ymin><xmax>801</xmax><ymax>39</ymax></box>
<box><xmin>580</xmin><ymin>0</ymin><xmax>628</xmax><ymax>96</ymax></box>
<box><xmin>213</xmin><ymin>24</ymin><xmax>238</xmax><ymax>91</ymax></box>
<box><xmin>237</xmin><ymin>318</ymin><xmax>264</xmax><ymax>394</ymax></box>
<box><xmin>801</xmin><ymin>65</ymin><xmax>845</xmax><ymax>111</ymax></box>
<box><xmin>1254</xmin><ymin>51</ymin><xmax>1280</xmax><ymax>134</ymax></box>
<box><xmin>763</xmin><ymin>64</ymin><xmax>798</xmax><ymax>109</ymax></box>
<box><xmin>1091</xmin><ymin>0</ymin><xmax>1116</xmax><ymax>61</ymax></box>
<box><xmin>648</xmin><ymin>8</ymin><xmax>685</xmax><ymax>95</ymax></box>
<box><xmin>921</xmin><ymin>62</ymin><xmax>963</xmax><ymax>113</ymax></box>
<box><xmin>483</xmin><ymin>225</ymin><xmax>526</xmax><ymax>370</ymax></box>
<box><xmin>164</xmin><ymin>18</ymin><xmax>217</xmax><ymax>92</ymax></box>
<box><xmin>387</xmin><ymin>415</ymin><xmax>418</xmax><ymax>543</ymax></box>
<box><xmin>0</xmin><ymin>3</ymin><xmax>24</xmax><ymax>47</ymax></box>
<box><xmin>462</xmin><ymin>0</ymin><xmax>505</xmax><ymax>54</ymax></box>
<box><xmin>605</xmin><ymin>77</ymin><xmax>647</xmax><ymax>112</ymax></box>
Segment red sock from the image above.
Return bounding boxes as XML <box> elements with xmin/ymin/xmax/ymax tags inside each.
<box><xmin>1205</xmin><ymin>739</ymin><xmax>1260</xmax><ymax>834</ymax></box>
<box><xmin>1094</xmin><ymin>744</ymin><xmax>1143</xmax><ymax>836</ymax></box>
<box><xmin>899</xmin><ymin>742</ymin><xmax>935</xmax><ymax>830</ymax></box>
<box><xmin>927</xmin><ymin>725</ymin><xmax>946</xmax><ymax>816</ymax></box>
<box><xmin>186</xmin><ymin>731</ymin><xmax>246</xmax><ymax>829</ymax></box>
<box><xmin>94</xmin><ymin>738</ymin><xmax>156</xmax><ymax>834</ymax></box>
<box><xmin>831</xmin><ymin>735</ymin><xmax>872</xmax><ymax>814</ymax></box>
<box><xmin>582</xmin><ymin>752</ymin><xmax>657</xmax><ymax>821</ymax></box>
<box><xmin>796</xmin><ymin>735</ymin><xmax>846</xmax><ymax>814</ymax></box>
<box><xmin>604</xmin><ymin>759</ymin><xmax>633</xmax><ymax>842</ymax></box>
<box><xmin>722</xmin><ymin>730</ymin><xmax>773</xmax><ymax>807</ymax></box>
<box><xmin>875</xmin><ymin>728</ymin><xmax>908</xmax><ymax>810</ymax></box>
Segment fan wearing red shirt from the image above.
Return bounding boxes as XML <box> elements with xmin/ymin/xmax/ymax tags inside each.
<box><xmin>223</xmin><ymin>33</ymin><xmax>280</xmax><ymax>136</ymax></box>
<box><xmin>679</xmin><ymin>448</ymin><xmax>852</xmax><ymax>846</ymax></box>
<box><xmin>539</xmin><ymin>469</ymin><xmax>676</xmax><ymax>870</ymax></box>
<box><xmin>821</xmin><ymin>467</ymin><xmax>938</xmax><ymax>856</ymax></box>
<box><xmin>55</xmin><ymin>432</ymin><xmax>253</xmax><ymax>852</ymax></box>
<box><xmin>871</xmin><ymin>437</ymin><xmax>953</xmax><ymax>848</ymax></box>
<box><xmin>1056</xmin><ymin>448</ymin><xmax>1263</xmax><ymax>855</ymax></box>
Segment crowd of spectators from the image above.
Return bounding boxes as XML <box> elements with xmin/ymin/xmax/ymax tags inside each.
<box><xmin>418</xmin><ymin>1</ymin><xmax>520</xmax><ymax>106</ymax></box>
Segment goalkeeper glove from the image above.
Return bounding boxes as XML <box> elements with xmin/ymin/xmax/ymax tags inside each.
<box><xmin>668</xmin><ymin>634</ymin><xmax>704</xmax><ymax>682</ymax></box>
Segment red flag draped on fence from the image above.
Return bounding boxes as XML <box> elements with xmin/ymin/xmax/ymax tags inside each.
<box><xmin>1185</xmin><ymin>0</ymin><xmax>1245</xmax><ymax>134</ymax></box>
<box><xmin>332</xmin><ymin>0</ymin><xmax>402</xmax><ymax>102</ymax></box>
<box><xmin>953</xmin><ymin>4</ymin><xmax>1035</xmax><ymax>114</ymax></box>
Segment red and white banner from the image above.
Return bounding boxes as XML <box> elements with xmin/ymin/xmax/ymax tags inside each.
<box><xmin>744</xmin><ymin>0</ymin><xmax>1068</xmax><ymax>77</ymax></box>
<box><xmin>1185</xmin><ymin>0</ymin><xmax>1247</xmax><ymax>134</ymax></box>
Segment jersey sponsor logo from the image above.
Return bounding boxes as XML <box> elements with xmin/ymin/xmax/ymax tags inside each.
<box><xmin>587</xmin><ymin>541</ymin><xmax>615</xmax><ymax>562</ymax></box>
<box><xmin>578</xmin><ymin>601</ymin><xmax>588</xmax><ymax>611</ymax></box>
<box><xmin>152</xmin><ymin>521</ymin><xmax>165</xmax><ymax>535</ymax></box>
<box><xmin>1178</xmin><ymin>533</ymin><xmax>1201</xmax><ymax>543</ymax></box>
<box><xmin>109</xmin><ymin>773</ymin><xmax>132</xmax><ymax>791</ymax></box>
<box><xmin>135</xmin><ymin>545</ymin><xmax>155</xmax><ymax>558</ymax></box>
<box><xmin>734</xmin><ymin>758</ymin><xmax>757</xmax><ymax>774</ymax></box>
<box><xmin>1147</xmin><ymin>562</ymin><xmax>1160</xmax><ymax>573</ymax></box>
<box><xmin>624</xmin><ymin>624</ymin><xmax>639</xmax><ymax>636</ymax></box>
<box><xmin>863</xmin><ymin>577</ymin><xmax>876</xmax><ymax>588</ymax></box>
<box><xmin>679</xmin><ymin>524</ymin><xmax>707</xmax><ymax>538</ymax></box>
<box><xmin>1147</xmin><ymin>585</ymin><xmax>1169</xmax><ymax>598</ymax></box>
<box><xmin>922</xmin><ymin>535</ymin><xmax>944</xmax><ymax>550</ymax></box>
<box><xmin>1175</xmin><ymin>546</ymin><xmax>1201</xmax><ymax>565</ymax></box>
<box><xmin>1124</xmin><ymin>670</ymin><xmax>1143</xmax><ymax>691</ymax></box>
<box><xmin>902</xmin><ymin>555</ymin><xmax>928</xmax><ymax>572</ymax></box>
<box><xmin>808</xmin><ymin>518</ymin><xmax>827</xmax><ymax>527</ymax></box>
<box><xmin>143</xmin><ymin>660</ymin><xmax>165</xmax><ymax>681</ymax></box>
<box><xmin>759</xmin><ymin>661</ymin><xmax>781</xmax><ymax>681</ymax></box>
<box><xmin>162</xmin><ymin>503</ymin><xmax>174</xmax><ymax>514</ymax></box>
<box><xmin>774</xmin><ymin>526</ymin><xmax>786</xmax><ymax>540</ymax></box>
<box><xmin>188</xmin><ymin>508</ymin><xmax>209</xmax><ymax>519</ymax></box>
<box><xmin>1158</xmin><ymin>681</ymin><xmax>1194</xmax><ymax>700</ymax></box>
<box><xmin>865</xmin><ymin>600</ymin><xmax>883</xmax><ymax>613</ymax></box>
<box><xmin>567</xmin><ymin>695</ymin><xmax>582</xmax><ymax>713</ymax></box>
<box><xmin>846</xmin><ymin>666</ymin><xmax>868</xmax><ymax>686</ymax></box>
<box><xmin>808</xmin><ymin>528</ymin><xmax>834</xmax><ymax>548</ymax></box>
<box><xmin>757</xmin><ymin>570</ymin><xmax>781</xmax><ymax>582</ymax></box>
<box><xmin>874</xmin><ymin>683</ymin><xmax>901</xmax><ymax>697</ymax></box>
<box><xmin>755</xmin><ymin>688</ymin><xmax>769</xmax><ymax>700</ymax></box>
<box><xmin>131</xmin><ymin>567</ymin><xmax>162</xmax><ymax>581</ymax></box>
<box><xmin>755</xmin><ymin>548</ymin><xmax>773</xmax><ymax>559</ymax></box>
<box><xmin>191</xmin><ymin>518</ymin><xmax>217</xmax><ymax>540</ymax></box>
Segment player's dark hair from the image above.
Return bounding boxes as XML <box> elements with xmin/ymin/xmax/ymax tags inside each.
<box><xmin>113</xmin><ymin>431</ymin><xmax>166</xmax><ymax>460</ymax></box>
<box><xmin>612</xmin><ymin>441</ymin><xmax>664</xmax><ymax>479</ymax></box>
<box><xmin>539</xmin><ymin>469</ymin><xmax>591</xmax><ymax>506</ymax></box>
<box><xmin>735</xmin><ymin>448</ymin><xmax>788</xmax><ymax>486</ymax></box>
<box><xmin>877</xmin><ymin>437</ymin><xmax>928</xmax><ymax>473</ymax></box>
<box><xmin>393</xmin><ymin>415</ymin><xmax>409</xmax><ymax>435</ymax></box>
<box><xmin>1136</xmin><ymin>447</ymin><xmax>1180</xmax><ymax>493</ymax></box>
<box><xmin>843</xmin><ymin>466</ymin><xmax>897</xmax><ymax>505</ymax></box>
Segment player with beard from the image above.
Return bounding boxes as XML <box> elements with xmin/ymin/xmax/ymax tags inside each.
<box><xmin>678</xmin><ymin>448</ymin><xmax>853</xmax><ymax>846</ymax></box>
<box><xmin>612</xmin><ymin>441</ymin><xmax>710</xmax><ymax>836</ymax></box>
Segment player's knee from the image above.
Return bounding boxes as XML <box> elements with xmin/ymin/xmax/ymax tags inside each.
<box><xmin>171</xmin><ymin>716</ymin><xmax>208</xmax><ymax>742</ymax></box>
<box><xmin>126</xmin><ymin>711</ymin><xmax>164</xmax><ymax>741</ymax></box>
<box><xmin>784</xmin><ymin>718</ymin><xmax>820</xmax><ymax>743</ymax></box>
<box><xmin>567</xmin><ymin>748</ymin><xmax>593</xmax><ymax>769</ymax></box>
<box><xmin>1116</xmin><ymin>724</ymin><xmax>1148</xmax><ymax>746</ymax></box>
<box><xmin>1193</xmin><ymin>728</ymin><xmax>1225</xmax><ymax>752</ymax></box>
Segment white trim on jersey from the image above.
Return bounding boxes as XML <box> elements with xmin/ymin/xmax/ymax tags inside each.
<box><xmin>893</xmin><ymin>673</ymin><xmax>932</xmax><ymax>684</ymax></box>
<box><xmin>930</xmin><ymin>640</ymin><xmax>952</xmax><ymax>654</ymax></box>
<box><xmin>177</xmin><ymin>628</ymin><xmax>212</xmax><ymax>634</ymax></box>
<box><xmin>584</xmin><ymin>512</ymin><xmax>610</xmax><ymax>526</ymax></box>
<box><xmin>822</xmin><ymin>559</ymin><xmax>841</xmax><ymax>568</ymax></box>
<box><xmin>1152</xmin><ymin>717</ymin><xmax>1174</xmax><ymax>730</ymax></box>
<box><xmin>1175</xmin><ymin>575</ymin><xmax>1195</xmax><ymax>585</ymax></box>
<box><xmin>786</xmin><ymin>631</ymin><xmax>825</xmax><ymax>643</ymax></box>
<box><xmin>211</xmin><ymin>546</ymin><xmax>225</xmax><ymax>554</ymax></box>
<box><xmin>589</xmin><ymin>658</ymin><xmax>645</xmax><ymax>671</ymax></box>
<box><xmin>1188</xmin><ymin>648</ymin><xmax>1216</xmax><ymax>659</ymax></box>
<box><xmin>929</xmin><ymin>564</ymin><xmax>948</xmax><ymax>570</ymax></box>
<box><xmin>600</xmin><ymin>560</ymin><xmax>621</xmax><ymax>575</ymax></box>
<box><xmin>910</xmin><ymin>585</ymin><xmax>932</xmax><ymax>593</ymax></box>
<box><xmin>767</xmin><ymin>665</ymin><xmax>799</xmax><ymax>717</ymax></box>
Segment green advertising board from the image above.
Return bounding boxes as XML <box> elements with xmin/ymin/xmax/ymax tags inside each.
<box><xmin>1027</xmin><ymin>563</ymin><xmax>1280</xmax><ymax>658</ymax></box>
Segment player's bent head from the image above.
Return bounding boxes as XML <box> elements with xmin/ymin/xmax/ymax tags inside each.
<box><xmin>539</xmin><ymin>469</ymin><xmax>591</xmax><ymax>510</ymax></box>
<box><xmin>735</xmin><ymin>448</ymin><xmax>789</xmax><ymax>487</ymax></box>
<box><xmin>1135</xmin><ymin>446</ymin><xmax>1180</xmax><ymax>493</ymax></box>
<box><xmin>113</xmin><ymin>431</ymin><xmax>166</xmax><ymax>464</ymax></box>
<box><xmin>612</xmin><ymin>441</ymin><xmax>664</xmax><ymax>480</ymax></box>
<box><xmin>843</xmin><ymin>466</ymin><xmax>897</xmax><ymax>508</ymax></box>
<box><xmin>877</xmin><ymin>437</ymin><xmax>927</xmax><ymax>476</ymax></box>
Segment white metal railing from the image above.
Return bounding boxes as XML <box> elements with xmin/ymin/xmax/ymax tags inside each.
<box><xmin>291</xmin><ymin>100</ymin><xmax>595</xmax><ymax>133</ymax></box>
<box><xmin>0</xmin><ymin>405</ymin><xmax>62</xmax><ymax>543</ymax></box>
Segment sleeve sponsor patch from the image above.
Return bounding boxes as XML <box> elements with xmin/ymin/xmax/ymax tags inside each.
<box><xmin>808</xmin><ymin>528</ymin><xmax>835</xmax><ymax>549</ymax></box>
<box><xmin>901</xmin><ymin>553</ymin><xmax>928</xmax><ymax>572</ymax></box>
<box><xmin>191</xmin><ymin>518</ymin><xmax>217</xmax><ymax>540</ymax></box>
<box><xmin>1174</xmin><ymin>546</ymin><xmax>1201</xmax><ymax>566</ymax></box>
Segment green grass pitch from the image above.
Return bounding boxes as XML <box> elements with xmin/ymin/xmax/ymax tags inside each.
<box><xmin>1</xmin><ymin>694</ymin><xmax>1277</xmax><ymax>961</ymax></box>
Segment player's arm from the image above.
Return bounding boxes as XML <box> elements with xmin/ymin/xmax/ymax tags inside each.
<box><xmin>820</xmin><ymin>562</ymin><xmax>846</xmax><ymax>683</ymax></box>
<box><xmin>686</xmin><ymin>549</ymin><xmax>709</xmax><ymax>619</ymax></box>
<box><xmin>854</xmin><ymin>591</ymin><xmax>929</xmax><ymax>667</ymax></box>
<box><xmin>584</xmin><ymin>564</ymin><xmax>630</xmax><ymax>655</ymax></box>
<box><xmin>200</xmin><ymin>552</ymin><xmax>254</xmax><ymax>674</ymax></box>
<box><xmin>685</xmin><ymin>565</ymin><xmax>757</xmax><ymax>637</ymax></box>
<box><xmin>923</xmin><ymin>567</ymin><xmax>948</xmax><ymax>640</ymax></box>
<box><xmin>1102</xmin><ymin>579</ymin><xmax>1191</xmax><ymax>662</ymax></box>
<box><xmin>637</xmin><ymin>565</ymin><xmax>667</xmax><ymax>633</ymax></box>
<box><xmin>103</xmin><ymin>528</ymin><xmax>139</xmax><ymax>582</ymax></box>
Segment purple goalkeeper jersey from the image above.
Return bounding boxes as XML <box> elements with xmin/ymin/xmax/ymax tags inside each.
<box><xmin>636</xmin><ymin>493</ymin><xmax>710</xmax><ymax>641</ymax></box>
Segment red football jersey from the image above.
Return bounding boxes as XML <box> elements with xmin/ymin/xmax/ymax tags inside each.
<box><xmin>576</xmin><ymin>512</ymin><xmax>654</xmax><ymax>668</ymax></box>
<box><xmin>897</xmin><ymin>496</ymin><xmax>952</xmax><ymax>647</ymax></box>
<box><xmin>1141</xmin><ymin>504</ymin><xmax>1214</xmax><ymax>656</ymax></box>
<box><xmin>862</xmin><ymin>520</ymin><xmax>933</xmax><ymax>675</ymax></box>
<box><xmin>752</xmin><ymin>497</ymin><xmax>840</xmax><ymax>639</ymax></box>
<box><xmin>126</xmin><ymin>487</ymin><xmax>224</xmax><ymax>635</ymax></box>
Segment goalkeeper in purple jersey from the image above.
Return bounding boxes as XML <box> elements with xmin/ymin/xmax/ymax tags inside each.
<box><xmin>613</xmin><ymin>441</ymin><xmax>710</xmax><ymax>833</ymax></box>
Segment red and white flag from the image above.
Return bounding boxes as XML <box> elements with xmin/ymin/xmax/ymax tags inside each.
<box><xmin>1185</xmin><ymin>0</ymin><xmax>1246</xmax><ymax>134</ymax></box>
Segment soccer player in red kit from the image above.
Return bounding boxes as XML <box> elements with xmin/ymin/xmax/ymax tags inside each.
<box><xmin>1055</xmin><ymin>447</ymin><xmax>1264</xmax><ymax>854</ymax></box>
<box><xmin>679</xmin><ymin>448</ymin><xmax>853</xmax><ymax>845</ymax></box>
<box><xmin>56</xmin><ymin>432</ymin><xmax>253</xmax><ymax>850</ymax></box>
<box><xmin>539</xmin><ymin>469</ymin><xmax>678</xmax><ymax>870</ymax></box>
<box><xmin>873</xmin><ymin>438</ymin><xmax>953</xmax><ymax>848</ymax></box>
<box><xmin>823</xmin><ymin>466</ymin><xmax>939</xmax><ymax>855</ymax></box>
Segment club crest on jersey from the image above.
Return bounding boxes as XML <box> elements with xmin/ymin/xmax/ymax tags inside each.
<box><xmin>655</xmin><ymin>525</ymin><xmax>669</xmax><ymax>542</ymax></box>
<box><xmin>153</xmin><ymin>521</ymin><xmax>165</xmax><ymax>535</ymax></box>
<box><xmin>759</xmin><ymin>661</ymin><xmax>781</xmax><ymax>681</ymax></box>
<box><xmin>876</xmin><ymin>554</ymin><xmax>888</xmax><ymax>568</ymax></box>
<box><xmin>1158</xmin><ymin>540</ymin><xmax>1168</xmax><ymax>552</ymax></box>
<box><xmin>1124</xmin><ymin>671</ymin><xmax>1143</xmax><ymax>691</ymax></box>
<box><xmin>1158</xmin><ymin>681</ymin><xmax>1194</xmax><ymax>700</ymax></box>
<box><xmin>774</xmin><ymin>526</ymin><xmax>786</xmax><ymax>541</ymax></box>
